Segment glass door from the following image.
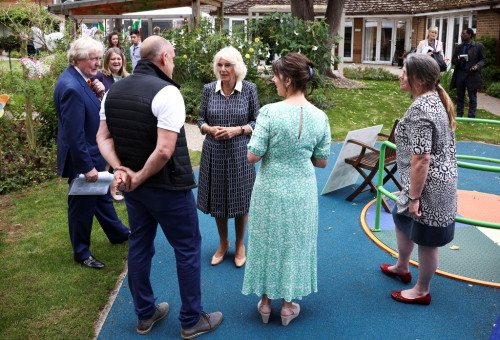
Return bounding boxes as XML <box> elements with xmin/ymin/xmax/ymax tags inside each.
<box><xmin>343</xmin><ymin>21</ymin><xmax>353</xmax><ymax>62</ymax></box>
<box><xmin>380</xmin><ymin>20</ymin><xmax>393</xmax><ymax>61</ymax></box>
<box><xmin>363</xmin><ymin>20</ymin><xmax>394</xmax><ymax>63</ymax></box>
<box><xmin>364</xmin><ymin>20</ymin><xmax>377</xmax><ymax>62</ymax></box>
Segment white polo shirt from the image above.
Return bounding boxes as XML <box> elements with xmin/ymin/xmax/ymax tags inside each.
<box><xmin>100</xmin><ymin>85</ymin><xmax>186</xmax><ymax>133</ymax></box>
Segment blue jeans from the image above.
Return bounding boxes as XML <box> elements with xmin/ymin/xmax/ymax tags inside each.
<box><xmin>124</xmin><ymin>186</ymin><xmax>202</xmax><ymax>328</ymax></box>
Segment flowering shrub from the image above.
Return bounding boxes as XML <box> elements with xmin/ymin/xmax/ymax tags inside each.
<box><xmin>246</xmin><ymin>13</ymin><xmax>339</xmax><ymax>76</ymax></box>
<box><xmin>163</xmin><ymin>19</ymin><xmax>268</xmax><ymax>85</ymax></box>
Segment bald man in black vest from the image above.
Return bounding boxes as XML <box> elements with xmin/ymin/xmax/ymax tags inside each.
<box><xmin>97</xmin><ymin>36</ymin><xmax>223</xmax><ymax>339</ymax></box>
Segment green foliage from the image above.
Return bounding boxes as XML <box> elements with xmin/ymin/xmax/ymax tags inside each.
<box><xmin>246</xmin><ymin>13</ymin><xmax>339</xmax><ymax>76</ymax></box>
<box><xmin>0</xmin><ymin>35</ymin><xmax>21</xmax><ymax>52</ymax></box>
<box><xmin>308</xmin><ymin>88</ymin><xmax>335</xmax><ymax>110</ymax></box>
<box><xmin>476</xmin><ymin>36</ymin><xmax>500</xmax><ymax>88</ymax></box>
<box><xmin>0</xmin><ymin>2</ymin><xmax>71</xmax><ymax>195</ymax></box>
<box><xmin>180</xmin><ymin>81</ymin><xmax>204</xmax><ymax>122</ymax></box>
<box><xmin>163</xmin><ymin>14</ymin><xmax>337</xmax><ymax>116</ymax></box>
<box><xmin>163</xmin><ymin>19</ymin><xmax>268</xmax><ymax>85</ymax></box>
<box><xmin>486</xmin><ymin>82</ymin><xmax>500</xmax><ymax>99</ymax></box>
<box><xmin>0</xmin><ymin>118</ymin><xmax>57</xmax><ymax>194</ymax></box>
<box><xmin>0</xmin><ymin>0</ymin><xmax>61</xmax><ymax>37</ymax></box>
<box><xmin>344</xmin><ymin>66</ymin><xmax>399</xmax><ymax>81</ymax></box>
<box><xmin>253</xmin><ymin>77</ymin><xmax>280</xmax><ymax>107</ymax></box>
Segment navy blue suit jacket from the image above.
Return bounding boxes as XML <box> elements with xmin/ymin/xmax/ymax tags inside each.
<box><xmin>54</xmin><ymin>66</ymin><xmax>105</xmax><ymax>179</ymax></box>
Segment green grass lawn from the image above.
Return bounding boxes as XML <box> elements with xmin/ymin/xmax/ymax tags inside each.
<box><xmin>0</xmin><ymin>80</ymin><xmax>498</xmax><ymax>340</ymax></box>
<box><xmin>0</xmin><ymin>59</ymin><xmax>23</xmax><ymax>74</ymax></box>
<box><xmin>327</xmin><ymin>80</ymin><xmax>500</xmax><ymax>145</ymax></box>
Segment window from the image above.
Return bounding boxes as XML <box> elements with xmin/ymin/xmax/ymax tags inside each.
<box><xmin>344</xmin><ymin>21</ymin><xmax>352</xmax><ymax>59</ymax></box>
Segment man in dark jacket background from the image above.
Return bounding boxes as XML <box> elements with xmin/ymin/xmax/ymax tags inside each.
<box><xmin>451</xmin><ymin>28</ymin><xmax>487</xmax><ymax>120</ymax></box>
<box><xmin>96</xmin><ymin>36</ymin><xmax>222</xmax><ymax>339</ymax></box>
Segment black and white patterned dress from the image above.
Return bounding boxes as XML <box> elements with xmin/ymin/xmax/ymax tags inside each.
<box><xmin>394</xmin><ymin>92</ymin><xmax>457</xmax><ymax>246</ymax></box>
<box><xmin>197</xmin><ymin>80</ymin><xmax>260</xmax><ymax>218</ymax></box>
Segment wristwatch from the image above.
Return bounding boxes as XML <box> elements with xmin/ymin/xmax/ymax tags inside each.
<box><xmin>240</xmin><ymin>126</ymin><xmax>245</xmax><ymax>135</ymax></box>
<box><xmin>408</xmin><ymin>196</ymin><xmax>420</xmax><ymax>202</ymax></box>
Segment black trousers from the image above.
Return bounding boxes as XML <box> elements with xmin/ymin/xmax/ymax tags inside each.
<box><xmin>455</xmin><ymin>70</ymin><xmax>478</xmax><ymax>118</ymax></box>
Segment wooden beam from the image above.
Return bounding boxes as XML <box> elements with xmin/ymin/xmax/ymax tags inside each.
<box><xmin>202</xmin><ymin>0</ymin><xmax>223</xmax><ymax>7</ymax></box>
<box><xmin>49</xmin><ymin>0</ymin><xmax>224</xmax><ymax>15</ymax></box>
<box><xmin>216</xmin><ymin>1</ymin><xmax>224</xmax><ymax>31</ymax></box>
<box><xmin>192</xmin><ymin>0</ymin><xmax>201</xmax><ymax>28</ymax></box>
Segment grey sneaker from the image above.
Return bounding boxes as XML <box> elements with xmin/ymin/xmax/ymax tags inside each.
<box><xmin>136</xmin><ymin>302</ymin><xmax>169</xmax><ymax>335</ymax></box>
<box><xmin>181</xmin><ymin>312</ymin><xmax>223</xmax><ymax>339</ymax></box>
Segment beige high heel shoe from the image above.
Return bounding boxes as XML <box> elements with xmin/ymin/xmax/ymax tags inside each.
<box><xmin>257</xmin><ymin>299</ymin><xmax>271</xmax><ymax>324</ymax></box>
<box><xmin>211</xmin><ymin>242</ymin><xmax>230</xmax><ymax>266</ymax></box>
<box><xmin>281</xmin><ymin>302</ymin><xmax>300</xmax><ymax>326</ymax></box>
<box><xmin>234</xmin><ymin>244</ymin><xmax>246</xmax><ymax>268</ymax></box>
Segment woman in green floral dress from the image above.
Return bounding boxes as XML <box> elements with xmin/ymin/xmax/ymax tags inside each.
<box><xmin>242</xmin><ymin>53</ymin><xmax>331</xmax><ymax>326</ymax></box>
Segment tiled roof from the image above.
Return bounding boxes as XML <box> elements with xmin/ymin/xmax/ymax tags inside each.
<box><xmin>213</xmin><ymin>0</ymin><xmax>500</xmax><ymax>16</ymax></box>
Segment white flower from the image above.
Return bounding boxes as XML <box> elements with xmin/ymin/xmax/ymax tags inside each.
<box><xmin>312</xmin><ymin>46</ymin><xmax>318</xmax><ymax>51</ymax></box>
<box><xmin>196</xmin><ymin>35</ymin><xmax>201</xmax><ymax>40</ymax></box>
<box><xmin>171</xmin><ymin>41</ymin><xmax>176</xmax><ymax>47</ymax></box>
<box><xmin>294</xmin><ymin>31</ymin><xmax>299</xmax><ymax>36</ymax></box>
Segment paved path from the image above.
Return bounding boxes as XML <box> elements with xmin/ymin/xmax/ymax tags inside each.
<box><xmin>184</xmin><ymin>123</ymin><xmax>205</xmax><ymax>151</ymax></box>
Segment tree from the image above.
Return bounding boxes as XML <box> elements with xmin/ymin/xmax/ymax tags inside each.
<box><xmin>290</xmin><ymin>0</ymin><xmax>346</xmax><ymax>77</ymax></box>
<box><xmin>290</xmin><ymin>0</ymin><xmax>315</xmax><ymax>21</ymax></box>
<box><xmin>325</xmin><ymin>0</ymin><xmax>346</xmax><ymax>43</ymax></box>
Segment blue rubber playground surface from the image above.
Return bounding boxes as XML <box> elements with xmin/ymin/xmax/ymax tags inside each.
<box><xmin>98</xmin><ymin>142</ymin><xmax>499</xmax><ymax>340</ymax></box>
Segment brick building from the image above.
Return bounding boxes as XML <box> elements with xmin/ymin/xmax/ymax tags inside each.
<box><xmin>215</xmin><ymin>0</ymin><xmax>500</xmax><ymax>64</ymax></box>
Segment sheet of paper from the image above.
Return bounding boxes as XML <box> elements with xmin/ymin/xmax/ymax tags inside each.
<box><xmin>321</xmin><ymin>124</ymin><xmax>383</xmax><ymax>195</ymax></box>
<box><xmin>422</xmin><ymin>46</ymin><xmax>435</xmax><ymax>54</ymax></box>
<box><xmin>68</xmin><ymin>171</ymin><xmax>114</xmax><ymax>195</ymax></box>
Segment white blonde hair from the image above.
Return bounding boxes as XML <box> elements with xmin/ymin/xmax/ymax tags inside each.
<box><xmin>67</xmin><ymin>37</ymin><xmax>104</xmax><ymax>65</ymax></box>
<box><xmin>427</xmin><ymin>27</ymin><xmax>439</xmax><ymax>38</ymax></box>
<box><xmin>213</xmin><ymin>46</ymin><xmax>247</xmax><ymax>82</ymax></box>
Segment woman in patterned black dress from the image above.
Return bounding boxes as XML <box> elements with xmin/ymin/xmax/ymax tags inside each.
<box><xmin>380</xmin><ymin>53</ymin><xmax>457</xmax><ymax>305</ymax></box>
<box><xmin>197</xmin><ymin>46</ymin><xmax>260</xmax><ymax>267</ymax></box>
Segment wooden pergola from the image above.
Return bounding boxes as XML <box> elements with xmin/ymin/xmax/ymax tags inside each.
<box><xmin>48</xmin><ymin>0</ymin><xmax>225</xmax><ymax>30</ymax></box>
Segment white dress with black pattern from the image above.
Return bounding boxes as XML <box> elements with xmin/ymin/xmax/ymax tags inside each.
<box><xmin>394</xmin><ymin>92</ymin><xmax>457</xmax><ymax>246</ymax></box>
<box><xmin>197</xmin><ymin>80</ymin><xmax>260</xmax><ymax>218</ymax></box>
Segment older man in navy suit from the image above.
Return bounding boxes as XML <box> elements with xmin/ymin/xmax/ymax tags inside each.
<box><xmin>54</xmin><ymin>37</ymin><xmax>130</xmax><ymax>269</ymax></box>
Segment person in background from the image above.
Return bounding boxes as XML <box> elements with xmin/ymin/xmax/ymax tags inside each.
<box><xmin>197</xmin><ymin>46</ymin><xmax>260</xmax><ymax>268</ymax></box>
<box><xmin>129</xmin><ymin>29</ymin><xmax>141</xmax><ymax>72</ymax></box>
<box><xmin>451</xmin><ymin>28</ymin><xmax>487</xmax><ymax>120</ymax></box>
<box><xmin>105</xmin><ymin>31</ymin><xmax>125</xmax><ymax>55</ymax></box>
<box><xmin>380</xmin><ymin>53</ymin><xmax>457</xmax><ymax>306</ymax></box>
<box><xmin>416</xmin><ymin>27</ymin><xmax>443</xmax><ymax>56</ymax></box>
<box><xmin>153</xmin><ymin>26</ymin><xmax>161</xmax><ymax>35</ymax></box>
<box><xmin>92</xmin><ymin>47</ymin><xmax>129</xmax><ymax>93</ymax></box>
<box><xmin>91</xmin><ymin>47</ymin><xmax>130</xmax><ymax>202</ymax></box>
<box><xmin>97</xmin><ymin>36</ymin><xmax>223</xmax><ymax>339</ymax></box>
<box><xmin>54</xmin><ymin>37</ymin><xmax>130</xmax><ymax>270</ymax></box>
<box><xmin>242</xmin><ymin>53</ymin><xmax>331</xmax><ymax>326</ymax></box>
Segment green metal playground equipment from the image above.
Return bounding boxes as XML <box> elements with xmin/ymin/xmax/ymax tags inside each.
<box><xmin>373</xmin><ymin>118</ymin><xmax>500</xmax><ymax>232</ymax></box>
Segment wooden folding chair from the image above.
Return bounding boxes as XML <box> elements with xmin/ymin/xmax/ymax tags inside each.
<box><xmin>344</xmin><ymin>120</ymin><xmax>402</xmax><ymax>213</ymax></box>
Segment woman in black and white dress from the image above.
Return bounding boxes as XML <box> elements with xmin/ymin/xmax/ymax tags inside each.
<box><xmin>380</xmin><ymin>53</ymin><xmax>457</xmax><ymax>305</ymax></box>
<box><xmin>197</xmin><ymin>46</ymin><xmax>260</xmax><ymax>268</ymax></box>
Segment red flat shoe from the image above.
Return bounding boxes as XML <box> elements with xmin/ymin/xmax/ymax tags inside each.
<box><xmin>391</xmin><ymin>290</ymin><xmax>431</xmax><ymax>305</ymax></box>
<box><xmin>380</xmin><ymin>264</ymin><xmax>412</xmax><ymax>283</ymax></box>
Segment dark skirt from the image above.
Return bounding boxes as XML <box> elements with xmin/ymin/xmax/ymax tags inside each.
<box><xmin>392</xmin><ymin>206</ymin><xmax>455</xmax><ymax>247</ymax></box>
